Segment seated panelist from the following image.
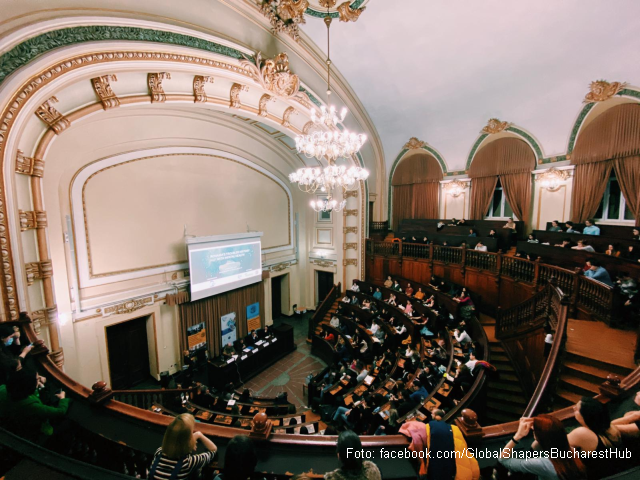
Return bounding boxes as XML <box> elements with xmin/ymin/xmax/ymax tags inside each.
<box><xmin>234</xmin><ymin>337</ymin><xmax>247</xmax><ymax>353</ymax></box>
<box><xmin>246</xmin><ymin>329</ymin><xmax>259</xmax><ymax>346</ymax></box>
<box><xmin>258</xmin><ymin>324</ymin><xmax>272</xmax><ymax>339</ymax></box>
<box><xmin>222</xmin><ymin>342</ymin><xmax>235</xmax><ymax>358</ymax></box>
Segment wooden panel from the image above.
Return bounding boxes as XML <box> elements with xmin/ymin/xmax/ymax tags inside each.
<box><xmin>465</xmin><ymin>270</ymin><xmax>499</xmax><ymax>307</ymax></box>
<box><xmin>498</xmin><ymin>278</ymin><xmax>535</xmax><ymax>310</ymax></box>
<box><xmin>401</xmin><ymin>259</ymin><xmax>431</xmax><ymax>284</ymax></box>
<box><xmin>502</xmin><ymin>330</ymin><xmax>545</xmax><ymax>395</ymax></box>
<box><xmin>388</xmin><ymin>258</ymin><xmax>402</xmax><ymax>278</ymax></box>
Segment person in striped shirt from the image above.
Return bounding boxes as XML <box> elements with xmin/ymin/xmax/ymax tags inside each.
<box><xmin>149</xmin><ymin>413</ymin><xmax>217</xmax><ymax>480</ymax></box>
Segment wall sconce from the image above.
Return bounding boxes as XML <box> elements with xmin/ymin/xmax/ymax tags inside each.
<box><xmin>444</xmin><ymin>179</ymin><xmax>467</xmax><ymax>197</ymax></box>
<box><xmin>538</xmin><ymin>167</ymin><xmax>568</xmax><ymax>191</ymax></box>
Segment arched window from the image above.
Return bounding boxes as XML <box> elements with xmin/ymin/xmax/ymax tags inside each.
<box><xmin>468</xmin><ymin>138</ymin><xmax>534</xmax><ymax>224</ymax></box>
<box><xmin>571</xmin><ymin>103</ymin><xmax>640</xmax><ymax>225</ymax></box>
<box><xmin>391</xmin><ymin>152</ymin><xmax>443</xmax><ymax>228</ymax></box>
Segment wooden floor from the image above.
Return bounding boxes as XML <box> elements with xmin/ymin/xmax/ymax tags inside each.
<box><xmin>566</xmin><ymin>319</ymin><xmax>636</xmax><ymax>370</ymax></box>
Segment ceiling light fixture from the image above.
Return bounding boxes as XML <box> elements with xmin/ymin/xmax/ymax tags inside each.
<box><xmin>310</xmin><ymin>194</ymin><xmax>346</xmax><ymax>213</ymax></box>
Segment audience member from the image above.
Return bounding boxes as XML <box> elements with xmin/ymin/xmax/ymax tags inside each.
<box><xmin>503</xmin><ymin>218</ymin><xmax>517</xmax><ymax>232</ymax></box>
<box><xmin>383</xmin><ymin>276</ymin><xmax>393</xmax><ymax>289</ymax></box>
<box><xmin>622</xmin><ymin>245</ymin><xmax>640</xmax><ymax>262</ymax></box>
<box><xmin>350</xmin><ymin>281</ymin><xmax>360</xmax><ymax>292</ymax></box>
<box><xmin>565</xmin><ymin>221</ymin><xmax>580</xmax><ymax>234</ymax></box>
<box><xmin>474</xmin><ymin>241</ymin><xmax>487</xmax><ymax>252</ymax></box>
<box><xmin>325</xmin><ymin>430</ymin><xmax>381</xmax><ymax>480</ymax></box>
<box><xmin>414</xmin><ymin>287</ymin><xmax>425</xmax><ymax>300</ymax></box>
<box><xmin>405</xmin><ymin>283</ymin><xmax>414</xmax><ymax>296</ymax></box>
<box><xmin>499</xmin><ymin>416</ymin><xmax>586</xmax><ymax>480</ymax></box>
<box><xmin>612</xmin><ymin>391</ymin><xmax>640</xmax><ymax>438</ymax></box>
<box><xmin>527</xmin><ymin>234</ymin><xmax>539</xmax><ymax>243</ymax></box>
<box><xmin>392</xmin><ymin>280</ymin><xmax>402</xmax><ymax>292</ymax></box>
<box><xmin>633</xmin><ymin>229</ymin><xmax>640</xmax><ymax>242</ymax></box>
<box><xmin>549</xmin><ymin>220</ymin><xmax>563</xmax><ymax>232</ymax></box>
<box><xmin>584</xmin><ymin>259</ymin><xmax>614</xmax><ymax>287</ymax></box>
<box><xmin>372</xmin><ymin>288</ymin><xmax>382</xmax><ymax>300</ymax></box>
<box><xmin>487</xmin><ymin>229</ymin><xmax>497</xmax><ymax>238</ymax></box>
<box><xmin>555</xmin><ymin>238</ymin><xmax>572</xmax><ymax>248</ymax></box>
<box><xmin>215</xmin><ymin>435</ymin><xmax>258</xmax><ymax>480</ymax></box>
<box><xmin>583</xmin><ymin>219</ymin><xmax>600</xmax><ymax>235</ymax></box>
<box><xmin>468</xmin><ymin>229</ymin><xmax>477</xmax><ymax>237</ymax></box>
<box><xmin>454</xmin><ymin>327</ymin><xmax>472</xmax><ymax>346</ymax></box>
<box><xmin>572</xmin><ymin>240</ymin><xmax>595</xmax><ymax>252</ymax></box>
<box><xmin>605</xmin><ymin>244</ymin><xmax>621</xmax><ymax>257</ymax></box>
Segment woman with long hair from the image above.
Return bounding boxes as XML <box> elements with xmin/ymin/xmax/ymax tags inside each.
<box><xmin>149</xmin><ymin>413</ymin><xmax>217</xmax><ymax>479</ymax></box>
<box><xmin>215</xmin><ymin>435</ymin><xmax>259</xmax><ymax>480</ymax></box>
<box><xmin>568</xmin><ymin>398</ymin><xmax>624</xmax><ymax>479</ymax></box>
<box><xmin>325</xmin><ymin>430</ymin><xmax>381</xmax><ymax>480</ymax></box>
<box><xmin>499</xmin><ymin>415</ymin><xmax>586</xmax><ymax>480</ymax></box>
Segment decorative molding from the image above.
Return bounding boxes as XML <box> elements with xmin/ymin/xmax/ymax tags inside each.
<box><xmin>319</xmin><ymin>0</ymin><xmax>337</xmax><ymax>7</ymax></box>
<box><xmin>25</xmin><ymin>260</ymin><xmax>53</xmax><ymax>286</ymax></box>
<box><xmin>230</xmin><ymin>83</ymin><xmax>248</xmax><ymax>108</ymax></box>
<box><xmin>584</xmin><ymin>80</ymin><xmax>628</xmax><ymax>103</ymax></box>
<box><xmin>91</xmin><ymin>75</ymin><xmax>119</xmax><ymax>109</ymax></box>
<box><xmin>344</xmin><ymin>243</ymin><xmax>358</xmax><ymax>250</ymax></box>
<box><xmin>34</xmin><ymin>96</ymin><xmax>69</xmax><ymax>134</ymax></box>
<box><xmin>15</xmin><ymin>150</ymin><xmax>44</xmax><ymax>177</ymax></box>
<box><xmin>302</xmin><ymin>121</ymin><xmax>314</xmax><ymax>134</ymax></box>
<box><xmin>481</xmin><ymin>118</ymin><xmax>511</xmax><ymax>135</ymax></box>
<box><xmin>312</xmin><ymin>259</ymin><xmax>335</xmax><ymax>267</ymax></box>
<box><xmin>344</xmin><ymin>209</ymin><xmax>358</xmax><ymax>217</ymax></box>
<box><xmin>281</xmin><ymin>106</ymin><xmax>297</xmax><ymax>127</ymax></box>
<box><xmin>49</xmin><ymin>349</ymin><xmax>64</xmax><ymax>369</ymax></box>
<box><xmin>148</xmin><ymin>72</ymin><xmax>171</xmax><ymax>103</ymax></box>
<box><xmin>258</xmin><ymin>94</ymin><xmax>274</xmax><ymax>117</ymax></box>
<box><xmin>18</xmin><ymin>210</ymin><xmax>47</xmax><ymax>231</ymax></box>
<box><xmin>240</xmin><ymin>52</ymin><xmax>310</xmax><ymax>105</ymax></box>
<box><xmin>270</xmin><ymin>262</ymin><xmax>291</xmax><ymax>272</ymax></box>
<box><xmin>31</xmin><ymin>305</ymin><xmax>58</xmax><ymax>335</ymax></box>
<box><xmin>403</xmin><ymin>137</ymin><xmax>426</xmax><ymax>150</ymax></box>
<box><xmin>258</xmin><ymin>1</ymin><xmax>309</xmax><ymax>42</ymax></box>
<box><xmin>337</xmin><ymin>1</ymin><xmax>366</xmax><ymax>22</ymax></box>
<box><xmin>193</xmin><ymin>75</ymin><xmax>214</xmax><ymax>103</ymax></box>
<box><xmin>102</xmin><ymin>296</ymin><xmax>154</xmax><ymax>317</ymax></box>
<box><xmin>343</xmin><ymin>226</ymin><xmax>358</xmax><ymax>234</ymax></box>
<box><xmin>343</xmin><ymin>258</ymin><xmax>358</xmax><ymax>266</ymax></box>
<box><xmin>344</xmin><ymin>190</ymin><xmax>358</xmax><ymax>198</ymax></box>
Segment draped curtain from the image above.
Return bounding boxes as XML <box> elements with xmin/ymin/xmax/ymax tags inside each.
<box><xmin>166</xmin><ymin>282</ymin><xmax>265</xmax><ymax>360</ymax></box>
<box><xmin>571</xmin><ymin>104</ymin><xmax>640</xmax><ymax>225</ymax></box>
<box><xmin>391</xmin><ymin>152</ymin><xmax>443</xmax><ymax>229</ymax></box>
<box><xmin>468</xmin><ymin>138</ymin><xmax>535</xmax><ymax>223</ymax></box>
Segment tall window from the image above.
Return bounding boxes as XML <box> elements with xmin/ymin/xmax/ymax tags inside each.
<box><xmin>594</xmin><ymin>172</ymin><xmax>635</xmax><ymax>222</ymax></box>
<box><xmin>485</xmin><ymin>179</ymin><xmax>515</xmax><ymax>219</ymax></box>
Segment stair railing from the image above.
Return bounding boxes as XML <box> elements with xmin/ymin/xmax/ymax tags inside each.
<box><xmin>308</xmin><ymin>282</ymin><xmax>341</xmax><ymax>342</ymax></box>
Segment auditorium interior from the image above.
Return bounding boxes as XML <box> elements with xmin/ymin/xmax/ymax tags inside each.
<box><xmin>1</xmin><ymin>1</ymin><xmax>640</xmax><ymax>479</ymax></box>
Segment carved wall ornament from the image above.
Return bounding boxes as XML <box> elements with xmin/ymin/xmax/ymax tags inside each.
<box><xmin>148</xmin><ymin>72</ymin><xmax>171</xmax><ymax>103</ymax></box>
<box><xmin>344</xmin><ymin>242</ymin><xmax>358</xmax><ymax>250</ymax></box>
<box><xmin>91</xmin><ymin>75</ymin><xmax>119</xmax><ymax>109</ymax></box>
<box><xmin>403</xmin><ymin>137</ymin><xmax>427</xmax><ymax>150</ymax></box>
<box><xmin>25</xmin><ymin>260</ymin><xmax>53</xmax><ymax>286</ymax></box>
<box><xmin>344</xmin><ymin>190</ymin><xmax>358</xmax><ymax>198</ymax></box>
<box><xmin>312</xmin><ymin>259</ymin><xmax>335</xmax><ymax>267</ymax></box>
<box><xmin>30</xmin><ymin>306</ymin><xmax>58</xmax><ymax>335</ymax></box>
<box><xmin>281</xmin><ymin>106</ymin><xmax>297</xmax><ymax>127</ymax></box>
<box><xmin>344</xmin><ymin>209</ymin><xmax>358</xmax><ymax>217</ymax></box>
<box><xmin>302</xmin><ymin>121</ymin><xmax>315</xmax><ymax>134</ymax></box>
<box><xmin>259</xmin><ymin>1</ymin><xmax>308</xmax><ymax>42</ymax></box>
<box><xmin>343</xmin><ymin>226</ymin><xmax>358</xmax><ymax>234</ymax></box>
<box><xmin>258</xmin><ymin>94</ymin><xmax>275</xmax><ymax>116</ymax></box>
<box><xmin>319</xmin><ymin>0</ymin><xmax>337</xmax><ymax>7</ymax></box>
<box><xmin>15</xmin><ymin>150</ymin><xmax>44</xmax><ymax>177</ymax></box>
<box><xmin>337</xmin><ymin>1</ymin><xmax>366</xmax><ymax>22</ymax></box>
<box><xmin>193</xmin><ymin>75</ymin><xmax>214</xmax><ymax>103</ymax></box>
<box><xmin>102</xmin><ymin>296</ymin><xmax>154</xmax><ymax>317</ymax></box>
<box><xmin>230</xmin><ymin>83</ymin><xmax>249</xmax><ymax>108</ymax></box>
<box><xmin>270</xmin><ymin>262</ymin><xmax>291</xmax><ymax>272</ymax></box>
<box><xmin>584</xmin><ymin>80</ymin><xmax>628</xmax><ymax>103</ymax></box>
<box><xmin>481</xmin><ymin>118</ymin><xmax>511</xmax><ymax>135</ymax></box>
<box><xmin>240</xmin><ymin>52</ymin><xmax>309</xmax><ymax>104</ymax></box>
<box><xmin>18</xmin><ymin>210</ymin><xmax>47</xmax><ymax>231</ymax></box>
<box><xmin>49</xmin><ymin>349</ymin><xmax>64</xmax><ymax>369</ymax></box>
<box><xmin>34</xmin><ymin>96</ymin><xmax>69</xmax><ymax>134</ymax></box>
<box><xmin>343</xmin><ymin>258</ymin><xmax>358</xmax><ymax>266</ymax></box>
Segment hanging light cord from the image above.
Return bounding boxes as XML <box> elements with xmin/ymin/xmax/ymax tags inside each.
<box><xmin>324</xmin><ymin>6</ymin><xmax>332</xmax><ymax>97</ymax></box>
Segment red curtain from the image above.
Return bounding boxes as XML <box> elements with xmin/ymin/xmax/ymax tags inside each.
<box><xmin>412</xmin><ymin>182</ymin><xmax>439</xmax><ymax>219</ymax></box>
<box><xmin>614</xmin><ymin>156</ymin><xmax>640</xmax><ymax>226</ymax></box>
<box><xmin>500</xmin><ymin>172</ymin><xmax>532</xmax><ymax>225</ymax></box>
<box><xmin>470</xmin><ymin>176</ymin><xmax>498</xmax><ymax>220</ymax></box>
<box><xmin>570</xmin><ymin>161</ymin><xmax>613</xmax><ymax>223</ymax></box>
<box><xmin>392</xmin><ymin>185</ymin><xmax>413</xmax><ymax>229</ymax></box>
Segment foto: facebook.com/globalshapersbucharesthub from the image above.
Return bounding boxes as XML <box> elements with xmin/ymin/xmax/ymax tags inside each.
<box><xmin>345</xmin><ymin>447</ymin><xmax>633</xmax><ymax>460</ymax></box>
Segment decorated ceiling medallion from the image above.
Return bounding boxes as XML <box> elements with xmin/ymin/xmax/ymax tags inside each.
<box><xmin>481</xmin><ymin>118</ymin><xmax>511</xmax><ymax>135</ymax></box>
<box><xmin>584</xmin><ymin>80</ymin><xmax>628</xmax><ymax>103</ymax></box>
<box><xmin>403</xmin><ymin>137</ymin><xmax>427</xmax><ymax>150</ymax></box>
<box><xmin>259</xmin><ymin>0</ymin><xmax>309</xmax><ymax>42</ymax></box>
<box><xmin>241</xmin><ymin>52</ymin><xmax>309</xmax><ymax>104</ymax></box>
<box><xmin>336</xmin><ymin>1</ymin><xmax>366</xmax><ymax>22</ymax></box>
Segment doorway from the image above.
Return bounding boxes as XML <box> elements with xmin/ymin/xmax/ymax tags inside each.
<box><xmin>106</xmin><ymin>316</ymin><xmax>150</xmax><ymax>390</ymax></box>
<box><xmin>316</xmin><ymin>270</ymin><xmax>334</xmax><ymax>306</ymax></box>
<box><xmin>271</xmin><ymin>276</ymin><xmax>283</xmax><ymax>318</ymax></box>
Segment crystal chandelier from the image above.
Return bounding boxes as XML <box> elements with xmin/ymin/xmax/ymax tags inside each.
<box><xmin>310</xmin><ymin>195</ymin><xmax>346</xmax><ymax>213</ymax></box>
<box><xmin>290</xmin><ymin>5</ymin><xmax>369</xmax><ymax>198</ymax></box>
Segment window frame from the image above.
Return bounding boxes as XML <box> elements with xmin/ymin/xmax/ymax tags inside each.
<box><xmin>594</xmin><ymin>174</ymin><xmax>635</xmax><ymax>225</ymax></box>
<box><xmin>484</xmin><ymin>184</ymin><xmax>517</xmax><ymax>220</ymax></box>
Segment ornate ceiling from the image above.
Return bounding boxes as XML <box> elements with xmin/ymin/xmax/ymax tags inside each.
<box><xmin>301</xmin><ymin>0</ymin><xmax>640</xmax><ymax>171</ymax></box>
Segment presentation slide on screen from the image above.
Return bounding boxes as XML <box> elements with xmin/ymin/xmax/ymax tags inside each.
<box><xmin>188</xmin><ymin>237</ymin><xmax>262</xmax><ymax>301</ymax></box>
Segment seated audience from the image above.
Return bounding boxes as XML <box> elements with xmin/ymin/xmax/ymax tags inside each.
<box><xmin>0</xmin><ymin>324</ymin><xmax>33</xmax><ymax>361</ymax></box>
<box><xmin>549</xmin><ymin>220</ymin><xmax>563</xmax><ymax>232</ymax></box>
<box><xmin>330</xmin><ymin>316</ymin><xmax>341</xmax><ymax>328</ymax></box>
<box><xmin>572</xmin><ymin>239</ymin><xmax>595</xmax><ymax>252</ymax></box>
<box><xmin>499</xmin><ymin>416</ymin><xmax>586</xmax><ymax>480</ymax></box>
<box><xmin>612</xmin><ymin>391</ymin><xmax>640</xmax><ymax>438</ymax></box>
<box><xmin>414</xmin><ymin>287</ymin><xmax>425</xmax><ymax>300</ymax></box>
<box><xmin>372</xmin><ymin>287</ymin><xmax>382</xmax><ymax>300</ymax></box>
<box><xmin>409</xmin><ymin>380</ymin><xmax>429</xmax><ymax>404</ymax></box>
<box><xmin>383</xmin><ymin>276</ymin><xmax>393</xmax><ymax>289</ymax></box>
<box><xmin>618</xmin><ymin>273</ymin><xmax>638</xmax><ymax>297</ymax></box>
<box><xmin>565</xmin><ymin>221</ymin><xmax>580</xmax><ymax>233</ymax></box>
<box><xmin>468</xmin><ymin>229</ymin><xmax>477</xmax><ymax>237</ymax></box>
<box><xmin>527</xmin><ymin>233</ymin><xmax>539</xmax><ymax>243</ymax></box>
<box><xmin>437</xmin><ymin>221</ymin><xmax>445</xmax><ymax>231</ymax></box>
<box><xmin>405</xmin><ymin>283</ymin><xmax>414</xmax><ymax>296</ymax></box>
<box><xmin>583</xmin><ymin>219</ymin><xmax>600</xmax><ymax>235</ymax></box>
<box><xmin>474</xmin><ymin>241</ymin><xmax>487</xmax><ymax>252</ymax></box>
<box><xmin>448</xmin><ymin>218</ymin><xmax>458</xmax><ymax>226</ymax></box>
<box><xmin>623</xmin><ymin>245</ymin><xmax>640</xmax><ymax>262</ymax></box>
<box><xmin>487</xmin><ymin>229</ymin><xmax>497</xmax><ymax>238</ymax></box>
<box><xmin>555</xmin><ymin>238</ymin><xmax>572</xmax><ymax>248</ymax></box>
<box><xmin>584</xmin><ymin>259</ymin><xmax>614</xmax><ymax>287</ymax></box>
<box><xmin>411</xmin><ymin>236</ymin><xmax>417</xmax><ymax>242</ymax></box>
<box><xmin>325</xmin><ymin>430</ymin><xmax>381</xmax><ymax>480</ymax></box>
<box><xmin>215</xmin><ymin>435</ymin><xmax>258</xmax><ymax>480</ymax></box>
<box><xmin>503</xmin><ymin>218</ymin><xmax>517</xmax><ymax>231</ymax></box>
<box><xmin>350</xmin><ymin>281</ymin><xmax>360</xmax><ymax>292</ymax></box>
<box><xmin>453</xmin><ymin>289</ymin><xmax>475</xmax><ymax>320</ymax></box>
<box><xmin>392</xmin><ymin>280</ymin><xmax>402</xmax><ymax>292</ymax></box>
<box><xmin>465</xmin><ymin>351</ymin><xmax>478</xmax><ymax>372</ymax></box>
<box><xmin>454</xmin><ymin>327</ymin><xmax>472</xmax><ymax>346</ymax></box>
<box><xmin>386</xmin><ymin>294</ymin><xmax>397</xmax><ymax>306</ymax></box>
<box><xmin>605</xmin><ymin>244</ymin><xmax>621</xmax><ymax>257</ymax></box>
<box><xmin>422</xmin><ymin>236</ymin><xmax>429</xmax><ymax>244</ymax></box>
<box><xmin>633</xmin><ymin>228</ymin><xmax>640</xmax><ymax>242</ymax></box>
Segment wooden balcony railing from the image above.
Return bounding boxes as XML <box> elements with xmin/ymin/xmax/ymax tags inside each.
<box><xmin>369</xmin><ymin>220</ymin><xmax>389</xmax><ymax>233</ymax></box>
<box><xmin>366</xmin><ymin>239</ymin><xmax>616</xmax><ymax>325</ymax></box>
<box><xmin>113</xmin><ymin>387</ymin><xmax>197</xmax><ymax>410</ymax></box>
<box><xmin>308</xmin><ymin>282</ymin><xmax>341</xmax><ymax>342</ymax></box>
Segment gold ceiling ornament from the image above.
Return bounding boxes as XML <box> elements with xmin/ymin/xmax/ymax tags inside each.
<box><xmin>102</xmin><ymin>296</ymin><xmax>154</xmax><ymax>317</ymax></box>
<box><xmin>343</xmin><ymin>226</ymin><xmax>358</xmax><ymax>234</ymax></box>
<box><xmin>18</xmin><ymin>210</ymin><xmax>47</xmax><ymax>231</ymax></box>
<box><xmin>25</xmin><ymin>260</ymin><xmax>53</xmax><ymax>286</ymax></box>
<box><xmin>343</xmin><ymin>258</ymin><xmax>358</xmax><ymax>266</ymax></box>
<box><xmin>583</xmin><ymin>80</ymin><xmax>628</xmax><ymax>103</ymax></box>
<box><xmin>259</xmin><ymin>1</ymin><xmax>308</xmax><ymax>42</ymax></box>
<box><xmin>258</xmin><ymin>93</ymin><xmax>275</xmax><ymax>117</ymax></box>
<box><xmin>282</xmin><ymin>106</ymin><xmax>297</xmax><ymax>127</ymax></box>
<box><xmin>147</xmin><ymin>72</ymin><xmax>171</xmax><ymax>103</ymax></box>
<box><xmin>344</xmin><ymin>190</ymin><xmax>358</xmax><ymax>198</ymax></box>
<box><xmin>337</xmin><ymin>1</ymin><xmax>366</xmax><ymax>22</ymax></box>
<box><xmin>537</xmin><ymin>167</ymin><xmax>568</xmax><ymax>191</ymax></box>
<box><xmin>193</xmin><ymin>75</ymin><xmax>214</xmax><ymax>103</ymax></box>
<box><xmin>443</xmin><ymin>179</ymin><xmax>467</xmax><ymax>197</ymax></box>
<box><xmin>403</xmin><ymin>137</ymin><xmax>427</xmax><ymax>150</ymax></box>
<box><xmin>302</xmin><ymin>121</ymin><xmax>315</xmax><ymax>134</ymax></box>
<box><xmin>319</xmin><ymin>0</ymin><xmax>337</xmax><ymax>7</ymax></box>
<box><xmin>481</xmin><ymin>118</ymin><xmax>511</xmax><ymax>135</ymax></box>
<box><xmin>230</xmin><ymin>83</ymin><xmax>249</xmax><ymax>108</ymax></box>
<box><xmin>91</xmin><ymin>75</ymin><xmax>119</xmax><ymax>109</ymax></box>
<box><xmin>34</xmin><ymin>96</ymin><xmax>70</xmax><ymax>134</ymax></box>
<box><xmin>15</xmin><ymin>150</ymin><xmax>44</xmax><ymax>177</ymax></box>
<box><xmin>240</xmin><ymin>52</ymin><xmax>309</xmax><ymax>104</ymax></box>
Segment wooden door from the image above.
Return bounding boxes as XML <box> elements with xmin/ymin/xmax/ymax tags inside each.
<box><xmin>271</xmin><ymin>276</ymin><xmax>282</xmax><ymax>318</ymax></box>
<box><xmin>317</xmin><ymin>270</ymin><xmax>334</xmax><ymax>305</ymax></box>
<box><xmin>106</xmin><ymin>316</ymin><xmax>150</xmax><ymax>390</ymax></box>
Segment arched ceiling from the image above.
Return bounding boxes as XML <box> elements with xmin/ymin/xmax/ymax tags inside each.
<box><xmin>301</xmin><ymin>0</ymin><xmax>640</xmax><ymax>171</ymax></box>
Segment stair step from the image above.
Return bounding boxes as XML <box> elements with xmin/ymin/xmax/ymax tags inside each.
<box><xmin>564</xmin><ymin>352</ymin><xmax>633</xmax><ymax>378</ymax></box>
<box><xmin>486</xmin><ymin>390</ymin><xmax>527</xmax><ymax>405</ymax></box>
<box><xmin>491</xmin><ymin>354</ymin><xmax>510</xmax><ymax>363</ymax></box>
<box><xmin>488</xmin><ymin>380</ymin><xmax>524</xmax><ymax>393</ymax></box>
<box><xmin>496</xmin><ymin>372</ymin><xmax>519</xmax><ymax>383</ymax></box>
<box><xmin>555</xmin><ymin>389</ymin><xmax>581</xmax><ymax>406</ymax></box>
<box><xmin>487</xmin><ymin>399</ymin><xmax>527</xmax><ymax>416</ymax></box>
<box><xmin>564</xmin><ymin>361</ymin><xmax>611</xmax><ymax>381</ymax></box>
<box><xmin>494</xmin><ymin>363</ymin><xmax>515</xmax><ymax>373</ymax></box>
<box><xmin>484</xmin><ymin>408</ymin><xmax>522</xmax><ymax>424</ymax></box>
<box><xmin>559</xmin><ymin>374</ymin><xmax>600</xmax><ymax>395</ymax></box>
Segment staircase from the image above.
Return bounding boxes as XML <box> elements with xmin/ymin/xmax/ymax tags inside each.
<box><xmin>553</xmin><ymin>319</ymin><xmax>635</xmax><ymax>408</ymax></box>
<box><xmin>479</xmin><ymin>314</ymin><xmax>529</xmax><ymax>424</ymax></box>
<box><xmin>314</xmin><ymin>298</ymin><xmax>340</xmax><ymax>336</ymax></box>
